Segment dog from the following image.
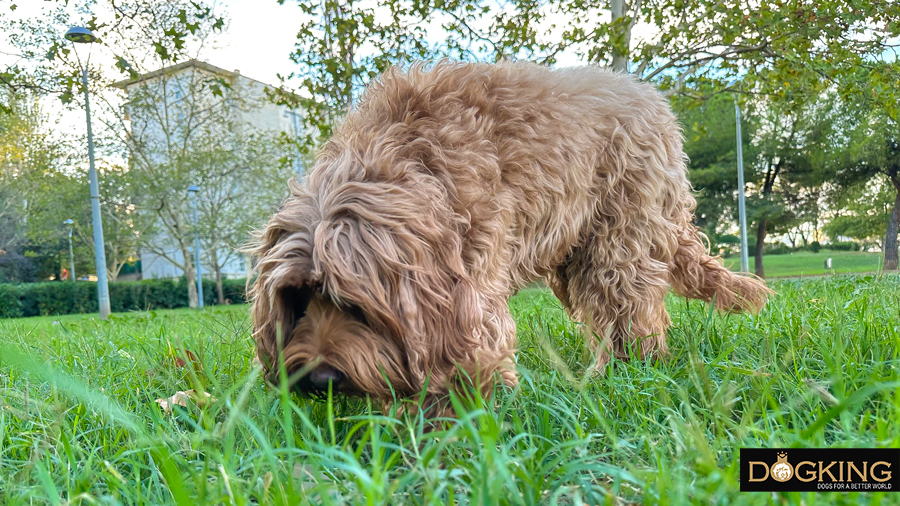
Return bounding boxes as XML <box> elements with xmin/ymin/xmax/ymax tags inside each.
<box><xmin>250</xmin><ymin>60</ymin><xmax>770</xmax><ymax>411</ymax></box>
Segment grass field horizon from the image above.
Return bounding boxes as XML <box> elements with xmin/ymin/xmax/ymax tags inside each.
<box><xmin>723</xmin><ymin>250</ymin><xmax>883</xmax><ymax>278</ymax></box>
<box><xmin>2</xmin><ymin>274</ymin><xmax>899</xmax><ymax>504</ymax></box>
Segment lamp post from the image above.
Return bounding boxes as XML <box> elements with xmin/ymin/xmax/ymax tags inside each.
<box><xmin>65</xmin><ymin>26</ymin><xmax>111</xmax><ymax>318</ymax></box>
<box><xmin>64</xmin><ymin>219</ymin><xmax>75</xmax><ymax>282</ymax></box>
<box><xmin>728</xmin><ymin>79</ymin><xmax>750</xmax><ymax>274</ymax></box>
<box><xmin>187</xmin><ymin>185</ymin><xmax>204</xmax><ymax>309</ymax></box>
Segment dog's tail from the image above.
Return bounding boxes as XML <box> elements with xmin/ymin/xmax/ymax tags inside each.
<box><xmin>668</xmin><ymin>227</ymin><xmax>771</xmax><ymax>313</ymax></box>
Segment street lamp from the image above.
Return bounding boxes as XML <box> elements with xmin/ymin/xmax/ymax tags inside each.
<box><xmin>63</xmin><ymin>219</ymin><xmax>75</xmax><ymax>282</ymax></box>
<box><xmin>728</xmin><ymin>79</ymin><xmax>750</xmax><ymax>274</ymax></box>
<box><xmin>65</xmin><ymin>26</ymin><xmax>111</xmax><ymax>318</ymax></box>
<box><xmin>187</xmin><ymin>185</ymin><xmax>204</xmax><ymax>309</ymax></box>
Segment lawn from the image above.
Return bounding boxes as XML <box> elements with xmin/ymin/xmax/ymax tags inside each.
<box><xmin>1</xmin><ymin>275</ymin><xmax>899</xmax><ymax>504</ymax></box>
<box><xmin>723</xmin><ymin>250</ymin><xmax>884</xmax><ymax>278</ymax></box>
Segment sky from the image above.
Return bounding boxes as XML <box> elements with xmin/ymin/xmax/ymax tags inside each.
<box><xmin>0</xmin><ymin>0</ymin><xmax>309</xmax><ymax>155</ymax></box>
<box><xmin>204</xmin><ymin>0</ymin><xmax>302</xmax><ymax>86</ymax></box>
<box><xmin>0</xmin><ymin>0</ymin><xmax>600</xmax><ymax>149</ymax></box>
<box><xmin>203</xmin><ymin>0</ymin><xmax>594</xmax><ymax>84</ymax></box>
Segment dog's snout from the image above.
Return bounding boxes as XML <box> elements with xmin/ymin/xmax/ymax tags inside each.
<box><xmin>308</xmin><ymin>364</ymin><xmax>344</xmax><ymax>390</ymax></box>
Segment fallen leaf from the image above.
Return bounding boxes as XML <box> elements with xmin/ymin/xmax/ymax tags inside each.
<box><xmin>155</xmin><ymin>389</ymin><xmax>215</xmax><ymax>414</ymax></box>
<box><xmin>172</xmin><ymin>349</ymin><xmax>201</xmax><ymax>371</ymax></box>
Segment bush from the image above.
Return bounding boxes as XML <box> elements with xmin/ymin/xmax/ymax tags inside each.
<box><xmin>0</xmin><ymin>252</ymin><xmax>37</xmax><ymax>284</ymax></box>
<box><xmin>809</xmin><ymin>241</ymin><xmax>822</xmax><ymax>253</ymax></box>
<box><xmin>764</xmin><ymin>243</ymin><xmax>793</xmax><ymax>255</ymax></box>
<box><xmin>0</xmin><ymin>284</ymin><xmax>23</xmax><ymax>318</ymax></box>
<box><xmin>829</xmin><ymin>241</ymin><xmax>857</xmax><ymax>251</ymax></box>
<box><xmin>222</xmin><ymin>278</ymin><xmax>250</xmax><ymax>304</ymax></box>
<box><xmin>0</xmin><ymin>277</ymin><xmax>249</xmax><ymax>319</ymax></box>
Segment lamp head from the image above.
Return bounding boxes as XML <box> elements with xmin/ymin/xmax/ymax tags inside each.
<box><xmin>187</xmin><ymin>185</ymin><xmax>200</xmax><ymax>193</ymax></box>
<box><xmin>63</xmin><ymin>219</ymin><xmax>74</xmax><ymax>226</ymax></box>
<box><xmin>65</xmin><ymin>27</ymin><xmax>98</xmax><ymax>44</ymax></box>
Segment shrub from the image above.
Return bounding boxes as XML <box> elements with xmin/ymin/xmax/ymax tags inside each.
<box><xmin>809</xmin><ymin>241</ymin><xmax>822</xmax><ymax>253</ymax></box>
<box><xmin>0</xmin><ymin>252</ymin><xmax>37</xmax><ymax>284</ymax></box>
<box><xmin>0</xmin><ymin>277</ymin><xmax>248</xmax><ymax>319</ymax></box>
<box><xmin>829</xmin><ymin>241</ymin><xmax>857</xmax><ymax>251</ymax></box>
<box><xmin>764</xmin><ymin>243</ymin><xmax>792</xmax><ymax>255</ymax></box>
<box><xmin>222</xmin><ymin>278</ymin><xmax>250</xmax><ymax>304</ymax></box>
<box><xmin>0</xmin><ymin>284</ymin><xmax>23</xmax><ymax>318</ymax></box>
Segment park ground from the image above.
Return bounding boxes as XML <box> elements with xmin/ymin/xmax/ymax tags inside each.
<box><xmin>1</xmin><ymin>274</ymin><xmax>899</xmax><ymax>504</ymax></box>
<box><xmin>723</xmin><ymin>250</ymin><xmax>883</xmax><ymax>278</ymax></box>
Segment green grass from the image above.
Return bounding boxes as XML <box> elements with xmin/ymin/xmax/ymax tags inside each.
<box><xmin>2</xmin><ymin>275</ymin><xmax>900</xmax><ymax>504</ymax></box>
<box><xmin>724</xmin><ymin>250</ymin><xmax>884</xmax><ymax>278</ymax></box>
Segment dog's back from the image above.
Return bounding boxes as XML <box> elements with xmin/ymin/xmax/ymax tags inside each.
<box><xmin>344</xmin><ymin>61</ymin><xmax>769</xmax><ymax>352</ymax></box>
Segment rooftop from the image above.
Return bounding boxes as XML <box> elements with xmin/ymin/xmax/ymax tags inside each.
<box><xmin>112</xmin><ymin>59</ymin><xmax>257</xmax><ymax>89</ymax></box>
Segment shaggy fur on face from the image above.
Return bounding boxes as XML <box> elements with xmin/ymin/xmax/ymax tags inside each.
<box><xmin>250</xmin><ymin>60</ymin><xmax>770</xmax><ymax>410</ymax></box>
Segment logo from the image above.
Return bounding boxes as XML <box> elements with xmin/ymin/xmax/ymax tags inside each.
<box><xmin>741</xmin><ymin>448</ymin><xmax>900</xmax><ymax>492</ymax></box>
<box><xmin>770</xmin><ymin>452</ymin><xmax>793</xmax><ymax>482</ymax></box>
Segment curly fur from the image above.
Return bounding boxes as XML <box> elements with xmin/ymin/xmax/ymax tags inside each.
<box><xmin>250</xmin><ymin>60</ymin><xmax>771</xmax><ymax>410</ymax></box>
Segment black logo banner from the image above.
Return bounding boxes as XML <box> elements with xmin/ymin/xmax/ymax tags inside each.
<box><xmin>740</xmin><ymin>448</ymin><xmax>899</xmax><ymax>492</ymax></box>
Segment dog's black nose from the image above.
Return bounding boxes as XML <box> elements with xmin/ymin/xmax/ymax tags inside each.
<box><xmin>307</xmin><ymin>364</ymin><xmax>344</xmax><ymax>390</ymax></box>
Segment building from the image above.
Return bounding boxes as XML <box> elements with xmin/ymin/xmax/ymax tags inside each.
<box><xmin>112</xmin><ymin>60</ymin><xmax>303</xmax><ymax>281</ymax></box>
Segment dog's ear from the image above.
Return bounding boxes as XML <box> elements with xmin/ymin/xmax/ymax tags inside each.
<box><xmin>314</xmin><ymin>180</ymin><xmax>484</xmax><ymax>390</ymax></box>
<box><xmin>250</xmin><ymin>192</ymin><xmax>320</xmax><ymax>378</ymax></box>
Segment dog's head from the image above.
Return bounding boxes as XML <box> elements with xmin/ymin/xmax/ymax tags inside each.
<box><xmin>250</xmin><ymin>161</ymin><xmax>485</xmax><ymax>401</ymax></box>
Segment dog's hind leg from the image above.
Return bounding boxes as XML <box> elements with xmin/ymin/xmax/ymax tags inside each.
<box><xmin>553</xmin><ymin>230</ymin><xmax>672</xmax><ymax>370</ymax></box>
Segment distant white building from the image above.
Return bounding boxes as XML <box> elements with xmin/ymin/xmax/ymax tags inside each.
<box><xmin>113</xmin><ymin>60</ymin><xmax>303</xmax><ymax>281</ymax></box>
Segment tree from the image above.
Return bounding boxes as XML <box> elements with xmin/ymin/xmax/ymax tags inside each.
<box><xmin>0</xmin><ymin>0</ymin><xmax>224</xmax><ymax>112</ymax></box>
<box><xmin>826</xmin><ymin>179</ymin><xmax>895</xmax><ymax>252</ymax></box>
<box><xmin>456</xmin><ymin>0</ymin><xmax>900</xmax><ymax>94</ymax></box>
<box><xmin>191</xmin><ymin>132</ymin><xmax>291</xmax><ymax>304</ymax></box>
<box><xmin>70</xmin><ymin>163</ymin><xmax>149</xmax><ymax>281</ymax></box>
<box><xmin>276</xmin><ymin>0</ymin><xmax>442</xmax><ymax>151</ymax></box>
<box><xmin>0</xmin><ymin>93</ymin><xmax>73</xmax><ymax>282</ymax></box>
<box><xmin>2</xmin><ymin>0</ymin><xmax>230</xmax><ymax>288</ymax></box>
<box><xmin>829</xmin><ymin>92</ymin><xmax>900</xmax><ymax>270</ymax></box>
<box><xmin>121</xmin><ymin>63</ymin><xmax>292</xmax><ymax>307</ymax></box>
<box><xmin>1</xmin><ymin>94</ymin><xmax>146</xmax><ymax>282</ymax></box>
<box><xmin>744</xmin><ymin>91</ymin><xmax>838</xmax><ymax>277</ymax></box>
<box><xmin>676</xmin><ymin>91</ymin><xmax>759</xmax><ymax>243</ymax></box>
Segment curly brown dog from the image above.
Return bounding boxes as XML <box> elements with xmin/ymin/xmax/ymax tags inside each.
<box><xmin>250</xmin><ymin>61</ymin><xmax>769</xmax><ymax>411</ymax></box>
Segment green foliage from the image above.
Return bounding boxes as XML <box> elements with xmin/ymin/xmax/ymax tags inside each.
<box><xmin>765</xmin><ymin>242</ymin><xmax>793</xmax><ymax>255</ymax></box>
<box><xmin>676</xmin><ymin>92</ymin><xmax>757</xmax><ymax>234</ymax></box>
<box><xmin>0</xmin><ymin>0</ymin><xmax>226</xmax><ymax>109</ymax></box>
<box><xmin>829</xmin><ymin>241</ymin><xmax>859</xmax><ymax>252</ymax></box>
<box><xmin>0</xmin><ymin>278</ymin><xmax>249</xmax><ymax>319</ymax></box>
<box><xmin>1</xmin><ymin>276</ymin><xmax>899</xmax><ymax>503</ymax></box>
<box><xmin>0</xmin><ymin>283</ymin><xmax>22</xmax><ymax>318</ymax></box>
<box><xmin>826</xmin><ymin>199</ymin><xmax>892</xmax><ymax>245</ymax></box>
<box><xmin>826</xmin><ymin>93</ymin><xmax>900</xmax><ymax>267</ymax></box>
<box><xmin>0</xmin><ymin>92</ymin><xmax>144</xmax><ymax>282</ymax></box>
<box><xmin>276</xmin><ymin>0</ymin><xmax>444</xmax><ymax>150</ymax></box>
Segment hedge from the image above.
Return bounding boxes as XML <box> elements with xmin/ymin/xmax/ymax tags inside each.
<box><xmin>0</xmin><ymin>278</ymin><xmax>249</xmax><ymax>319</ymax></box>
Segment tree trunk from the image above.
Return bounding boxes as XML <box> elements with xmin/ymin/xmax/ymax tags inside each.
<box><xmin>885</xmin><ymin>188</ymin><xmax>900</xmax><ymax>271</ymax></box>
<box><xmin>211</xmin><ymin>248</ymin><xmax>225</xmax><ymax>305</ymax></box>
<box><xmin>610</xmin><ymin>0</ymin><xmax>629</xmax><ymax>73</ymax></box>
<box><xmin>182</xmin><ymin>244</ymin><xmax>198</xmax><ymax>308</ymax></box>
<box><xmin>216</xmin><ymin>269</ymin><xmax>224</xmax><ymax>305</ymax></box>
<box><xmin>755</xmin><ymin>218</ymin><xmax>767</xmax><ymax>278</ymax></box>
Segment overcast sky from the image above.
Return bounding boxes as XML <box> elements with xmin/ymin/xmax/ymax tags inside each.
<box><xmin>204</xmin><ymin>0</ymin><xmax>302</xmax><ymax>86</ymax></box>
<box><xmin>0</xmin><ymin>0</ymin><xmax>613</xmax><ymax>149</ymax></box>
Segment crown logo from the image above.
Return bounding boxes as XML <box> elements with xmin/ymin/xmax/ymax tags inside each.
<box><xmin>771</xmin><ymin>452</ymin><xmax>793</xmax><ymax>482</ymax></box>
